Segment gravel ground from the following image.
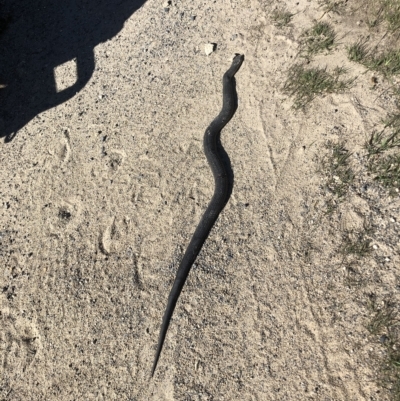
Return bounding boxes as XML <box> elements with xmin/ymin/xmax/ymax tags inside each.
<box><xmin>0</xmin><ymin>0</ymin><xmax>399</xmax><ymax>400</ymax></box>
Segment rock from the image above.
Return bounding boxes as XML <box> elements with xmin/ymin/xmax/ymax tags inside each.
<box><xmin>204</xmin><ymin>43</ymin><xmax>216</xmax><ymax>56</ymax></box>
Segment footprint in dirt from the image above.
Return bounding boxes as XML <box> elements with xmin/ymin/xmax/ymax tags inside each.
<box><xmin>107</xmin><ymin>150</ymin><xmax>126</xmax><ymax>172</ymax></box>
<box><xmin>0</xmin><ymin>309</ymin><xmax>40</xmax><ymax>389</ymax></box>
<box><xmin>45</xmin><ymin>128</ymin><xmax>71</xmax><ymax>163</ymax></box>
<box><xmin>99</xmin><ymin>216</ymin><xmax>127</xmax><ymax>255</ymax></box>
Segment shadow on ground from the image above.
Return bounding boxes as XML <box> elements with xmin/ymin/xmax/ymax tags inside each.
<box><xmin>0</xmin><ymin>0</ymin><xmax>147</xmax><ymax>142</ymax></box>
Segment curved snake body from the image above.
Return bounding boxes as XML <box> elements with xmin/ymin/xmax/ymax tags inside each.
<box><xmin>152</xmin><ymin>54</ymin><xmax>244</xmax><ymax>376</ymax></box>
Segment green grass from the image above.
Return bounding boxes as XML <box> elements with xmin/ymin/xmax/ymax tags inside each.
<box><xmin>367</xmin><ymin>299</ymin><xmax>400</xmax><ymax>400</ymax></box>
<box><xmin>287</xmin><ymin>1</ymin><xmax>400</xmax><ymax>399</ymax></box>
<box><xmin>318</xmin><ymin>141</ymin><xmax>355</xmax><ymax>214</ymax></box>
<box><xmin>383</xmin><ymin>0</ymin><xmax>400</xmax><ymax>33</ymax></box>
<box><xmin>385</xmin><ymin>113</ymin><xmax>400</xmax><ymax>131</ymax></box>
<box><xmin>347</xmin><ymin>37</ymin><xmax>370</xmax><ymax>63</ymax></box>
<box><xmin>368</xmin><ymin>300</ymin><xmax>398</xmax><ymax>335</ymax></box>
<box><xmin>365</xmin><ymin>114</ymin><xmax>400</xmax><ymax>193</ymax></box>
<box><xmin>348</xmin><ymin>39</ymin><xmax>400</xmax><ymax>77</ymax></box>
<box><xmin>368</xmin><ymin>49</ymin><xmax>400</xmax><ymax>77</ymax></box>
<box><xmin>346</xmin><ymin>3</ymin><xmax>400</xmax><ymax>199</ymax></box>
<box><xmin>340</xmin><ymin>231</ymin><xmax>372</xmax><ymax>258</ymax></box>
<box><xmin>347</xmin><ymin>36</ymin><xmax>400</xmax><ymax>196</ymax></box>
<box><xmin>271</xmin><ymin>8</ymin><xmax>294</xmax><ymax>27</ymax></box>
<box><xmin>369</xmin><ymin>154</ymin><xmax>400</xmax><ymax>193</ymax></box>
<box><xmin>347</xmin><ymin>0</ymin><xmax>400</xmax><ymax>79</ymax></box>
<box><xmin>323</xmin><ymin>141</ymin><xmax>355</xmax><ymax>198</ymax></box>
<box><xmin>299</xmin><ymin>21</ymin><xmax>337</xmax><ymax>57</ymax></box>
<box><xmin>366</xmin><ymin>124</ymin><xmax>400</xmax><ymax>156</ymax></box>
<box><xmin>365</xmin><ymin>0</ymin><xmax>400</xmax><ymax>32</ymax></box>
<box><xmin>318</xmin><ymin>0</ymin><xmax>348</xmax><ymax>17</ymax></box>
<box><xmin>283</xmin><ymin>64</ymin><xmax>354</xmax><ymax>109</ymax></box>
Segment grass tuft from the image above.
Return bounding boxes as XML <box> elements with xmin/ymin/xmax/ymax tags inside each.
<box><xmin>369</xmin><ymin>154</ymin><xmax>400</xmax><ymax>193</ymax></box>
<box><xmin>385</xmin><ymin>113</ymin><xmax>400</xmax><ymax>131</ymax></box>
<box><xmin>381</xmin><ymin>0</ymin><xmax>400</xmax><ymax>33</ymax></box>
<box><xmin>340</xmin><ymin>231</ymin><xmax>372</xmax><ymax>258</ymax></box>
<box><xmin>283</xmin><ymin>64</ymin><xmax>354</xmax><ymax>109</ymax></box>
<box><xmin>318</xmin><ymin>0</ymin><xmax>348</xmax><ymax>16</ymax></box>
<box><xmin>319</xmin><ymin>141</ymin><xmax>355</xmax><ymax>214</ymax></box>
<box><xmin>367</xmin><ymin>298</ymin><xmax>400</xmax><ymax>400</ymax></box>
<box><xmin>348</xmin><ymin>38</ymin><xmax>400</xmax><ymax>78</ymax></box>
<box><xmin>366</xmin><ymin>113</ymin><xmax>400</xmax><ymax>193</ymax></box>
<box><xmin>347</xmin><ymin>37</ymin><xmax>370</xmax><ymax>63</ymax></box>
<box><xmin>367</xmin><ymin>298</ymin><xmax>398</xmax><ymax>336</ymax></box>
<box><xmin>366</xmin><ymin>127</ymin><xmax>400</xmax><ymax>156</ymax></box>
<box><xmin>368</xmin><ymin>49</ymin><xmax>400</xmax><ymax>77</ymax></box>
<box><xmin>299</xmin><ymin>21</ymin><xmax>337</xmax><ymax>57</ymax></box>
<box><xmin>271</xmin><ymin>8</ymin><xmax>294</xmax><ymax>28</ymax></box>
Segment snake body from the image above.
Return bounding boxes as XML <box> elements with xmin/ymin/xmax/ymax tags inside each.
<box><xmin>152</xmin><ymin>54</ymin><xmax>244</xmax><ymax>376</ymax></box>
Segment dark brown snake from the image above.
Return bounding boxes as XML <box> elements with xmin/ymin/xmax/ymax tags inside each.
<box><xmin>152</xmin><ymin>54</ymin><xmax>244</xmax><ymax>376</ymax></box>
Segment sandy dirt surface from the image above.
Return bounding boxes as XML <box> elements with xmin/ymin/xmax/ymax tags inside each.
<box><xmin>1</xmin><ymin>0</ymin><xmax>400</xmax><ymax>400</ymax></box>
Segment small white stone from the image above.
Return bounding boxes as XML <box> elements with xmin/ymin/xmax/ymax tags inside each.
<box><xmin>204</xmin><ymin>43</ymin><xmax>216</xmax><ymax>56</ymax></box>
<box><xmin>373</xmin><ymin>244</ymin><xmax>378</xmax><ymax>250</ymax></box>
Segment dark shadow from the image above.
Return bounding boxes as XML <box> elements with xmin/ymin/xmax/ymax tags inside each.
<box><xmin>0</xmin><ymin>0</ymin><xmax>147</xmax><ymax>142</ymax></box>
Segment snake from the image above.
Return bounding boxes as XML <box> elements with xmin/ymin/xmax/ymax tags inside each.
<box><xmin>152</xmin><ymin>54</ymin><xmax>244</xmax><ymax>376</ymax></box>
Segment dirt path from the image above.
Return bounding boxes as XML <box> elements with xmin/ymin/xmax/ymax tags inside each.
<box><xmin>1</xmin><ymin>0</ymin><xmax>398</xmax><ymax>399</ymax></box>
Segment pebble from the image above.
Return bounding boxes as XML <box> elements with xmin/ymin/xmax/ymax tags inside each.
<box><xmin>380</xmin><ymin>335</ymin><xmax>389</xmax><ymax>344</ymax></box>
<box><xmin>204</xmin><ymin>43</ymin><xmax>216</xmax><ymax>55</ymax></box>
<box><xmin>163</xmin><ymin>0</ymin><xmax>171</xmax><ymax>12</ymax></box>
